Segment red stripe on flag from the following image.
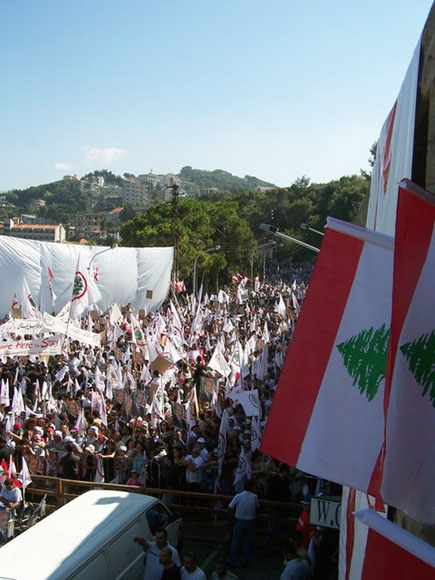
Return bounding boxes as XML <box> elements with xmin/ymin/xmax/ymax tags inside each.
<box><xmin>384</xmin><ymin>183</ymin><xmax>435</xmax><ymax>409</ymax></box>
<box><xmin>362</xmin><ymin>528</ymin><xmax>434</xmax><ymax>579</ymax></box>
<box><xmin>261</xmin><ymin>229</ymin><xmax>363</xmax><ymax>464</ymax></box>
<box><xmin>370</xmin><ymin>183</ymin><xmax>435</xmax><ymax>499</ymax></box>
<box><xmin>345</xmin><ymin>488</ymin><xmax>356</xmax><ymax>580</ymax></box>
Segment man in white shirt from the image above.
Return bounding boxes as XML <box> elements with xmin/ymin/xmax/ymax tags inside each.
<box><xmin>182</xmin><ymin>447</ymin><xmax>204</xmax><ymax>492</ymax></box>
<box><xmin>134</xmin><ymin>528</ymin><xmax>181</xmax><ymax>580</ymax></box>
<box><xmin>228</xmin><ymin>479</ymin><xmax>259</xmax><ymax>568</ymax></box>
<box><xmin>180</xmin><ymin>551</ymin><xmax>206</xmax><ymax>580</ymax></box>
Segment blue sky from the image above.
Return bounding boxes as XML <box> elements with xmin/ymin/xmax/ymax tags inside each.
<box><xmin>0</xmin><ymin>0</ymin><xmax>432</xmax><ymax>191</ymax></box>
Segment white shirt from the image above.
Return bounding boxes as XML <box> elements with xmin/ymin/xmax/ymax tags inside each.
<box><xmin>144</xmin><ymin>541</ymin><xmax>181</xmax><ymax>580</ymax></box>
<box><xmin>229</xmin><ymin>490</ymin><xmax>259</xmax><ymax>520</ymax></box>
<box><xmin>280</xmin><ymin>558</ymin><xmax>310</xmax><ymax>580</ymax></box>
<box><xmin>181</xmin><ymin>566</ymin><xmax>207</xmax><ymax>580</ymax></box>
<box><xmin>0</xmin><ymin>486</ymin><xmax>22</xmax><ymax>505</ymax></box>
<box><xmin>184</xmin><ymin>455</ymin><xmax>204</xmax><ymax>484</ymax></box>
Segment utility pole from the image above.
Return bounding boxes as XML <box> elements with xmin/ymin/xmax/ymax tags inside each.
<box><xmin>168</xmin><ymin>182</ymin><xmax>180</xmax><ymax>281</ymax></box>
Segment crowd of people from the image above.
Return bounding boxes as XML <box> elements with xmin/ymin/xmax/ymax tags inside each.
<box><xmin>0</xmin><ymin>263</ymin><xmax>340</xmax><ymax>578</ymax></box>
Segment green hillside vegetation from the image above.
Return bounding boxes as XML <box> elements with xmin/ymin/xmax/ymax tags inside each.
<box><xmin>178</xmin><ymin>166</ymin><xmax>275</xmax><ymax>191</ymax></box>
<box><xmin>121</xmin><ymin>173</ymin><xmax>369</xmax><ymax>285</ymax></box>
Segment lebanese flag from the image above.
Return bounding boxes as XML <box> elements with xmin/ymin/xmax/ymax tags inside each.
<box><xmin>381</xmin><ymin>181</ymin><xmax>435</xmax><ymax>523</ymax></box>
<box><xmin>261</xmin><ymin>217</ymin><xmax>394</xmax><ymax>494</ymax></box>
<box><xmin>354</xmin><ymin>509</ymin><xmax>435</xmax><ymax>579</ymax></box>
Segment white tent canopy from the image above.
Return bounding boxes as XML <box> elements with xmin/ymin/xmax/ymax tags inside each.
<box><xmin>0</xmin><ymin>236</ymin><xmax>173</xmax><ymax>317</ymax></box>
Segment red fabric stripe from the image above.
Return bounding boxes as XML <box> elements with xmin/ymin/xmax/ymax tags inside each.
<box><xmin>261</xmin><ymin>228</ymin><xmax>363</xmax><ymax>464</ymax></box>
<box><xmin>362</xmin><ymin>528</ymin><xmax>434</xmax><ymax>579</ymax></box>
<box><xmin>345</xmin><ymin>488</ymin><xmax>357</xmax><ymax>580</ymax></box>
<box><xmin>384</xmin><ymin>184</ymin><xmax>435</xmax><ymax>409</ymax></box>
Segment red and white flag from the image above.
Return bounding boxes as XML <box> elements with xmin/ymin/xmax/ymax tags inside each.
<box><xmin>354</xmin><ymin>509</ymin><xmax>435</xmax><ymax>579</ymax></box>
<box><xmin>47</xmin><ymin>267</ymin><xmax>57</xmax><ymax>309</ymax></box>
<box><xmin>69</xmin><ymin>253</ymin><xmax>102</xmax><ymax>319</ymax></box>
<box><xmin>261</xmin><ymin>217</ymin><xmax>394</xmax><ymax>494</ymax></box>
<box><xmin>381</xmin><ymin>181</ymin><xmax>435</xmax><ymax>523</ymax></box>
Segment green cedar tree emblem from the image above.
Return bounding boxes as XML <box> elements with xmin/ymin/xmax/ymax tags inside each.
<box><xmin>28</xmin><ymin>294</ymin><xmax>36</xmax><ymax>309</ymax></box>
<box><xmin>337</xmin><ymin>324</ymin><xmax>390</xmax><ymax>401</ymax></box>
<box><xmin>400</xmin><ymin>329</ymin><xmax>435</xmax><ymax>408</ymax></box>
<box><xmin>73</xmin><ymin>274</ymin><xmax>84</xmax><ymax>298</ymax></box>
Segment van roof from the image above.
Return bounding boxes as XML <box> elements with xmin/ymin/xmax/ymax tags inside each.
<box><xmin>0</xmin><ymin>490</ymin><xmax>158</xmax><ymax>580</ymax></box>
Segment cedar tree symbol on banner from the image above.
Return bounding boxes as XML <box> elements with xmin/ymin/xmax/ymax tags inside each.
<box><xmin>337</xmin><ymin>324</ymin><xmax>391</xmax><ymax>401</ymax></box>
<box><xmin>72</xmin><ymin>271</ymin><xmax>87</xmax><ymax>302</ymax></box>
<box><xmin>400</xmin><ymin>330</ymin><xmax>435</xmax><ymax>407</ymax></box>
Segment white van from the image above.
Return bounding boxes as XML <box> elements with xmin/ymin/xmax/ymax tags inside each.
<box><xmin>0</xmin><ymin>490</ymin><xmax>182</xmax><ymax>580</ymax></box>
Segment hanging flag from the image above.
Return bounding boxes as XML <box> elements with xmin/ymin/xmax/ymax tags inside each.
<box><xmin>250</xmin><ymin>416</ymin><xmax>262</xmax><ymax>452</ymax></box>
<box><xmin>0</xmin><ymin>379</ymin><xmax>9</xmax><ymax>406</ymax></box>
<box><xmin>207</xmin><ymin>342</ymin><xmax>231</xmax><ymax>377</ymax></box>
<box><xmin>275</xmin><ymin>295</ymin><xmax>286</xmax><ymax>317</ymax></box>
<box><xmin>94</xmin><ymin>367</ymin><xmax>106</xmax><ymax>393</ymax></box>
<box><xmin>130</xmin><ymin>312</ymin><xmax>146</xmax><ymax>348</ymax></box>
<box><xmin>69</xmin><ymin>253</ymin><xmax>102</xmax><ymax>320</ymax></box>
<box><xmin>233</xmin><ymin>447</ymin><xmax>252</xmax><ymax>486</ymax></box>
<box><xmin>18</xmin><ymin>457</ymin><xmax>32</xmax><ymax>491</ymax></box>
<box><xmin>94</xmin><ymin>456</ymin><xmax>105</xmax><ymax>483</ymax></box>
<box><xmin>169</xmin><ymin>301</ymin><xmax>184</xmax><ymax>348</ymax></box>
<box><xmin>354</xmin><ymin>509</ymin><xmax>435</xmax><ymax>579</ymax></box>
<box><xmin>261</xmin><ymin>217</ymin><xmax>394</xmax><ymax>495</ymax></box>
<box><xmin>365</xmin><ymin>42</ymin><xmax>420</xmax><ymax>235</ymax></box>
<box><xmin>216</xmin><ymin>409</ymin><xmax>230</xmax><ymax>476</ymax></box>
<box><xmin>234</xmin><ymin>390</ymin><xmax>261</xmax><ymax>417</ymax></box>
<box><xmin>19</xmin><ymin>278</ymin><xmax>39</xmax><ymax>319</ymax></box>
<box><xmin>381</xmin><ymin>181</ymin><xmax>435</xmax><ymax>523</ymax></box>
<box><xmin>47</xmin><ymin>267</ymin><xmax>57</xmax><ymax>310</ymax></box>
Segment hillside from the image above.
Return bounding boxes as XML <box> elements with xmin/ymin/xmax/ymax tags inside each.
<box><xmin>178</xmin><ymin>166</ymin><xmax>275</xmax><ymax>191</ymax></box>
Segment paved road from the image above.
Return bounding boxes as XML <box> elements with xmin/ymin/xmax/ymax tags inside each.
<box><xmin>181</xmin><ymin>514</ymin><xmax>291</xmax><ymax>579</ymax></box>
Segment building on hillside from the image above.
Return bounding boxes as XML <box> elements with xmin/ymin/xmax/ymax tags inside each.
<box><xmin>1</xmin><ymin>217</ymin><xmax>66</xmax><ymax>242</ymax></box>
<box><xmin>29</xmin><ymin>198</ymin><xmax>46</xmax><ymax>209</ymax></box>
<box><xmin>122</xmin><ymin>178</ymin><xmax>148</xmax><ymax>206</ymax></box>
<box><xmin>75</xmin><ymin>212</ymin><xmax>106</xmax><ymax>239</ymax></box>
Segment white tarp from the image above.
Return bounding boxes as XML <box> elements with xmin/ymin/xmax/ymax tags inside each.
<box><xmin>0</xmin><ymin>236</ymin><xmax>173</xmax><ymax>318</ymax></box>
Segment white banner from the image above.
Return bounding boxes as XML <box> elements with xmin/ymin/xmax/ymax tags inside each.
<box><xmin>1</xmin><ymin>316</ymin><xmax>101</xmax><ymax>347</ymax></box>
<box><xmin>0</xmin><ymin>335</ymin><xmax>62</xmax><ymax>356</ymax></box>
<box><xmin>43</xmin><ymin>314</ymin><xmax>101</xmax><ymax>347</ymax></box>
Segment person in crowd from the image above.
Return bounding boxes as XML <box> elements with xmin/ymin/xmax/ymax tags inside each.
<box><xmin>134</xmin><ymin>528</ymin><xmax>181</xmax><ymax>580</ymax></box>
<box><xmin>210</xmin><ymin>559</ymin><xmax>239</xmax><ymax>580</ymax></box>
<box><xmin>227</xmin><ymin>478</ymin><xmax>259</xmax><ymax>569</ymax></box>
<box><xmin>280</xmin><ymin>541</ymin><xmax>310</xmax><ymax>580</ymax></box>
<box><xmin>180</xmin><ymin>551</ymin><xmax>206</xmax><ymax>580</ymax></box>
<box><xmin>160</xmin><ymin>546</ymin><xmax>181</xmax><ymax>580</ymax></box>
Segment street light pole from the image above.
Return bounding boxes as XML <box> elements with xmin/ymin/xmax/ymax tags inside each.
<box><xmin>87</xmin><ymin>233</ymin><xmax>120</xmax><ymax>271</ymax></box>
<box><xmin>300</xmin><ymin>223</ymin><xmax>324</xmax><ymax>236</ymax></box>
<box><xmin>193</xmin><ymin>245</ymin><xmax>221</xmax><ymax>296</ymax></box>
<box><xmin>259</xmin><ymin>224</ymin><xmax>320</xmax><ymax>253</ymax></box>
